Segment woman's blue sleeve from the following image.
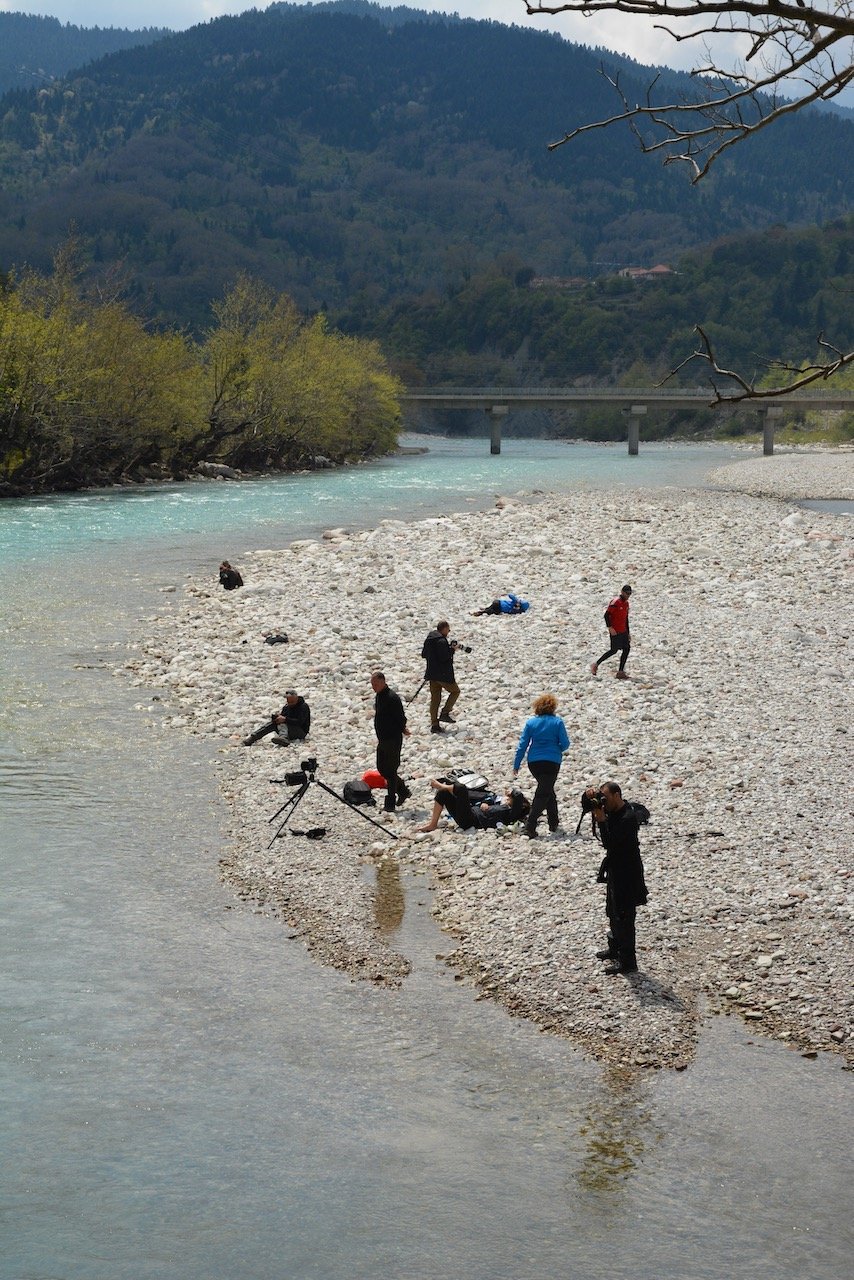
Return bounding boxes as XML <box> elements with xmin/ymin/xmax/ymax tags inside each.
<box><xmin>513</xmin><ymin>720</ymin><xmax>532</xmax><ymax>771</ymax></box>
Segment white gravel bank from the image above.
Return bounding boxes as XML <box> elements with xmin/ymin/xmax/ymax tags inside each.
<box><xmin>126</xmin><ymin>477</ymin><xmax>853</xmax><ymax>1071</ymax></box>
<box><xmin>709</xmin><ymin>449</ymin><xmax>854</xmax><ymax>500</ymax></box>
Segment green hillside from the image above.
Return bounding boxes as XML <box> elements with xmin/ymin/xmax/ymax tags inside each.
<box><xmin>0</xmin><ymin>2</ymin><xmax>850</xmax><ymax>332</ymax></box>
<box><xmin>0</xmin><ymin>11</ymin><xmax>169</xmax><ymax>96</ymax></box>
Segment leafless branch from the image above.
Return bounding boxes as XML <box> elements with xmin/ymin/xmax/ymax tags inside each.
<box><xmin>658</xmin><ymin>325</ymin><xmax>854</xmax><ymax>402</ymax></box>
<box><xmin>531</xmin><ymin>1</ymin><xmax>854</xmax><ymax>180</ymax></box>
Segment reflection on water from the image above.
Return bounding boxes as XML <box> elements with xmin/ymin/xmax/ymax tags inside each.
<box><xmin>576</xmin><ymin>1068</ymin><xmax>662</xmax><ymax>1194</ymax></box>
<box><xmin>374</xmin><ymin>856</ymin><xmax>406</xmax><ymax>934</ymax></box>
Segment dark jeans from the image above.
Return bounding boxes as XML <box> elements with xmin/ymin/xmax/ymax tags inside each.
<box><xmin>597</xmin><ymin>631</ymin><xmax>630</xmax><ymax>671</ymax></box>
<box><xmin>606</xmin><ymin>886</ymin><xmax>637</xmax><ymax>968</ymax></box>
<box><xmin>377</xmin><ymin>737</ymin><xmax>406</xmax><ymax>809</ymax></box>
<box><xmin>247</xmin><ymin>721</ymin><xmax>307</xmax><ymax>746</ymax></box>
<box><xmin>526</xmin><ymin>759</ymin><xmax>560</xmax><ymax>833</ymax></box>
<box><xmin>433</xmin><ymin>785</ymin><xmax>477</xmax><ymax>830</ymax></box>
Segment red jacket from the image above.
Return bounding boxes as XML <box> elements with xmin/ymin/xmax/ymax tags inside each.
<box><xmin>605</xmin><ymin>595</ymin><xmax>630</xmax><ymax>633</ymax></box>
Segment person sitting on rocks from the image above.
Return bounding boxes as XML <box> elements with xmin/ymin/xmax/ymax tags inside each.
<box><xmin>243</xmin><ymin>690</ymin><xmax>310</xmax><ymax>746</ymax></box>
<box><xmin>415</xmin><ymin>780</ymin><xmax>529</xmax><ymax>833</ymax></box>
<box><xmin>472</xmin><ymin>592</ymin><xmax>530</xmax><ymax>617</ymax></box>
<box><xmin>219</xmin><ymin>560</ymin><xmax>243</xmax><ymax>590</ymax></box>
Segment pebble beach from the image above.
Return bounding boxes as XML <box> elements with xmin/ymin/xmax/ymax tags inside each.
<box><xmin>126</xmin><ymin>450</ymin><xmax>853</xmax><ymax>1071</ymax></box>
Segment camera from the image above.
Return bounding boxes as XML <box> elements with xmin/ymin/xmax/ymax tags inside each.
<box><xmin>284</xmin><ymin>759</ymin><xmax>318</xmax><ymax>787</ymax></box>
<box><xmin>450</xmin><ymin>640</ymin><xmax>473</xmax><ymax>653</ymax></box>
<box><xmin>580</xmin><ymin>789</ymin><xmax>605</xmax><ymax>814</ymax></box>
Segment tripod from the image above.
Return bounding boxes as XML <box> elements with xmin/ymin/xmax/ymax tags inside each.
<box><xmin>267</xmin><ymin>768</ymin><xmax>395</xmax><ymax>847</ymax></box>
<box><xmin>406</xmin><ymin>678</ymin><xmax>427</xmax><ymax>705</ymax></box>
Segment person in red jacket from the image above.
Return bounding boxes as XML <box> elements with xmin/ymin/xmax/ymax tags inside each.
<box><xmin>591</xmin><ymin>584</ymin><xmax>632</xmax><ymax>679</ymax></box>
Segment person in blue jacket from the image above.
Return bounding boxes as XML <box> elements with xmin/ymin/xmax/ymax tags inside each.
<box><xmin>512</xmin><ymin>692</ymin><xmax>570</xmax><ymax>838</ymax></box>
<box><xmin>472</xmin><ymin>592</ymin><xmax>530</xmax><ymax>617</ymax></box>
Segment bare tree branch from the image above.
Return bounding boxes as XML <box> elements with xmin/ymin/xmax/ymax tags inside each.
<box><xmin>529</xmin><ymin>1</ymin><xmax>854</xmax><ymax>179</ymax></box>
<box><xmin>659</xmin><ymin>325</ymin><xmax>854</xmax><ymax>402</ymax></box>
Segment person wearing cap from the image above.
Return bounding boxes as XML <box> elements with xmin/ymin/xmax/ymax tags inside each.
<box><xmin>590</xmin><ymin>584</ymin><xmax>633</xmax><ymax>679</ymax></box>
<box><xmin>242</xmin><ymin>690</ymin><xmax>311</xmax><ymax>746</ymax></box>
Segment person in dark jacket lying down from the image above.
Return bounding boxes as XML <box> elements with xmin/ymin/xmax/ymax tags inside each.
<box><xmin>415</xmin><ymin>780</ymin><xmax>529</xmax><ymax>833</ymax></box>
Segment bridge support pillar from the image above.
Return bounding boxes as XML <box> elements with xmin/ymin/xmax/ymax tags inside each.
<box><xmin>486</xmin><ymin>405</ymin><xmax>508</xmax><ymax>454</ymax></box>
<box><xmin>628</xmin><ymin>404</ymin><xmax>647</xmax><ymax>455</ymax></box>
<box><xmin>760</xmin><ymin>406</ymin><xmax>783</xmax><ymax>455</ymax></box>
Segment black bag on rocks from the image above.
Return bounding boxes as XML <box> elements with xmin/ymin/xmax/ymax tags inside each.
<box><xmin>343</xmin><ymin>779</ymin><xmax>376</xmax><ymax>806</ymax></box>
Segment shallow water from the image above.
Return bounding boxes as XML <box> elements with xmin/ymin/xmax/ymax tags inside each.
<box><xmin>2</xmin><ymin>438</ymin><xmax>850</xmax><ymax>1279</ymax></box>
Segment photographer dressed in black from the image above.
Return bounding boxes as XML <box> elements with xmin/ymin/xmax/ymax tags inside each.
<box><xmin>421</xmin><ymin>620</ymin><xmax>461</xmax><ymax>734</ymax></box>
<box><xmin>243</xmin><ymin>689</ymin><xmax>311</xmax><ymax>746</ymax></box>
<box><xmin>589</xmin><ymin>782</ymin><xmax>648</xmax><ymax>975</ymax></box>
<box><xmin>370</xmin><ymin>671</ymin><xmax>411</xmax><ymax>813</ymax></box>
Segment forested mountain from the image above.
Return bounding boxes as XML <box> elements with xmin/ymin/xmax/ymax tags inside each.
<box><xmin>0</xmin><ymin>12</ymin><xmax>169</xmax><ymax>96</ymax></box>
<box><xmin>0</xmin><ymin>1</ymin><xmax>851</xmax><ymax>334</ymax></box>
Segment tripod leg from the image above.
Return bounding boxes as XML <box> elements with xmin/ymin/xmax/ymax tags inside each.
<box><xmin>267</xmin><ymin>781</ymin><xmax>309</xmax><ymax>848</ymax></box>
<box><xmin>313</xmin><ymin>778</ymin><xmax>396</xmax><ymax>839</ymax></box>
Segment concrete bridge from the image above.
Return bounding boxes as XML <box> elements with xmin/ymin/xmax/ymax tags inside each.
<box><xmin>401</xmin><ymin>386</ymin><xmax>854</xmax><ymax>455</ymax></box>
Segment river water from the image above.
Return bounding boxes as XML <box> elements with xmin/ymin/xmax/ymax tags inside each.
<box><xmin>2</xmin><ymin>438</ymin><xmax>850</xmax><ymax>1280</ymax></box>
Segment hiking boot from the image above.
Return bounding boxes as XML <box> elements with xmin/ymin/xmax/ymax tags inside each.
<box><xmin>589</xmin><ymin>663</ymin><xmax>598</xmax><ymax>676</ymax></box>
<box><xmin>604</xmin><ymin>962</ymin><xmax>638</xmax><ymax>975</ymax></box>
<box><xmin>383</xmin><ymin>795</ymin><xmax>396</xmax><ymax>814</ymax></box>
<box><xmin>595</xmin><ymin>948</ymin><xmax>618</xmax><ymax>961</ymax></box>
<box><xmin>525</xmin><ymin>827</ymin><xmax>539</xmax><ymax>839</ymax></box>
<box><xmin>439</xmin><ymin>711</ymin><xmax>456</xmax><ymax>723</ymax></box>
<box><xmin>396</xmin><ymin>785</ymin><xmax>412</xmax><ymax>804</ymax></box>
<box><xmin>616</xmin><ymin>670</ymin><xmax>629</xmax><ymax>680</ymax></box>
<box><xmin>430</xmin><ymin>723</ymin><xmax>445</xmax><ymax>734</ymax></box>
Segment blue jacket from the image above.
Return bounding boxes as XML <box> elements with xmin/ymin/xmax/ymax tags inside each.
<box><xmin>514</xmin><ymin>714</ymin><xmax>570</xmax><ymax>769</ymax></box>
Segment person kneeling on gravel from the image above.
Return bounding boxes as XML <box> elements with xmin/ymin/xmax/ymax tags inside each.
<box><xmin>415</xmin><ymin>781</ymin><xmax>529</xmax><ymax>833</ymax></box>
<box><xmin>589</xmin><ymin>782</ymin><xmax>648</xmax><ymax>975</ymax></box>
<box><xmin>243</xmin><ymin>689</ymin><xmax>311</xmax><ymax>746</ymax></box>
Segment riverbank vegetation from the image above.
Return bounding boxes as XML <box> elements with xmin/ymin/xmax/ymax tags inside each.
<box><xmin>0</xmin><ymin>259</ymin><xmax>402</xmax><ymax>495</ymax></box>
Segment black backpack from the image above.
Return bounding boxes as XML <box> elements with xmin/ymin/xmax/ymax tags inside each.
<box><xmin>343</xmin><ymin>779</ymin><xmax>376</xmax><ymax>806</ymax></box>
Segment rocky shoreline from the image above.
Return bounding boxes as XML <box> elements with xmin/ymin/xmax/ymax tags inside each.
<box><xmin>125</xmin><ymin>452</ymin><xmax>853</xmax><ymax>1071</ymax></box>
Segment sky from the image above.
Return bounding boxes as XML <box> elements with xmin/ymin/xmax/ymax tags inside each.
<box><xmin>0</xmin><ymin>0</ymin><xmax>720</xmax><ymax>72</ymax></box>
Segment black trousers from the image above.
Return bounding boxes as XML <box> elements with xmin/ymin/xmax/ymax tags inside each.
<box><xmin>597</xmin><ymin>631</ymin><xmax>630</xmax><ymax>671</ymax></box>
<box><xmin>606</xmin><ymin>886</ymin><xmax>637</xmax><ymax>967</ymax></box>
<box><xmin>377</xmin><ymin>737</ymin><xmax>406</xmax><ymax>808</ymax></box>
<box><xmin>526</xmin><ymin>759</ymin><xmax>560</xmax><ymax>832</ymax></box>
<box><xmin>248</xmin><ymin>721</ymin><xmax>307</xmax><ymax>745</ymax></box>
<box><xmin>433</xmin><ymin>785</ymin><xmax>477</xmax><ymax>830</ymax></box>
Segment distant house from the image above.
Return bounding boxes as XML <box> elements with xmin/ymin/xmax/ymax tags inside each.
<box><xmin>529</xmin><ymin>275</ymin><xmax>588</xmax><ymax>290</ymax></box>
<box><xmin>617</xmin><ymin>264</ymin><xmax>675</xmax><ymax>281</ymax></box>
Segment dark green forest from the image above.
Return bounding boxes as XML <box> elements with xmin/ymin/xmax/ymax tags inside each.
<box><xmin>0</xmin><ymin>2</ymin><xmax>851</xmax><ymax>335</ymax></box>
<box><xmin>0</xmin><ymin>12</ymin><xmax>168</xmax><ymax>95</ymax></box>
<box><xmin>0</xmin><ymin>2</ymin><xmax>851</xmax><ymax>473</ymax></box>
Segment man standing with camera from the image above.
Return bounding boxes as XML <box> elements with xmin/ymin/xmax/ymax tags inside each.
<box><xmin>590</xmin><ymin>782</ymin><xmax>648</xmax><ymax>975</ymax></box>
<box><xmin>370</xmin><ymin>671</ymin><xmax>411</xmax><ymax>813</ymax></box>
<box><xmin>421</xmin><ymin>620</ymin><xmax>461</xmax><ymax>734</ymax></box>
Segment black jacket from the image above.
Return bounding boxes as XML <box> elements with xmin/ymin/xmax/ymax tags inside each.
<box><xmin>598</xmin><ymin>803</ymin><xmax>648</xmax><ymax>908</ymax></box>
<box><xmin>219</xmin><ymin>567</ymin><xmax>243</xmax><ymax>590</ymax></box>
<box><xmin>374</xmin><ymin>685</ymin><xmax>407</xmax><ymax>740</ymax></box>
<box><xmin>422</xmin><ymin>629</ymin><xmax>455</xmax><ymax>682</ymax></box>
<box><xmin>280</xmin><ymin>698</ymin><xmax>310</xmax><ymax>735</ymax></box>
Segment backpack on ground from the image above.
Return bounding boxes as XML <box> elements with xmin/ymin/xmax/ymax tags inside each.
<box><xmin>439</xmin><ymin>767</ymin><xmax>489</xmax><ymax>791</ymax></box>
<box><xmin>343</xmin><ymin>779</ymin><xmax>376</xmax><ymax>806</ymax></box>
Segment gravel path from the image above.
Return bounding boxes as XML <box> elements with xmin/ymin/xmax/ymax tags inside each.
<box><xmin>125</xmin><ymin>455</ymin><xmax>853</xmax><ymax>1071</ymax></box>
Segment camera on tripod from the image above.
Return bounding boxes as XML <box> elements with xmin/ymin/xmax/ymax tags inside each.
<box><xmin>284</xmin><ymin>757</ymin><xmax>318</xmax><ymax>787</ymax></box>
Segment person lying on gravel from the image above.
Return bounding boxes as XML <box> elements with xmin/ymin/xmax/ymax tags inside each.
<box><xmin>415</xmin><ymin>780</ymin><xmax>529</xmax><ymax>833</ymax></box>
<box><xmin>242</xmin><ymin>690</ymin><xmax>311</xmax><ymax>746</ymax></box>
<box><xmin>472</xmin><ymin>592</ymin><xmax>530</xmax><ymax>616</ymax></box>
